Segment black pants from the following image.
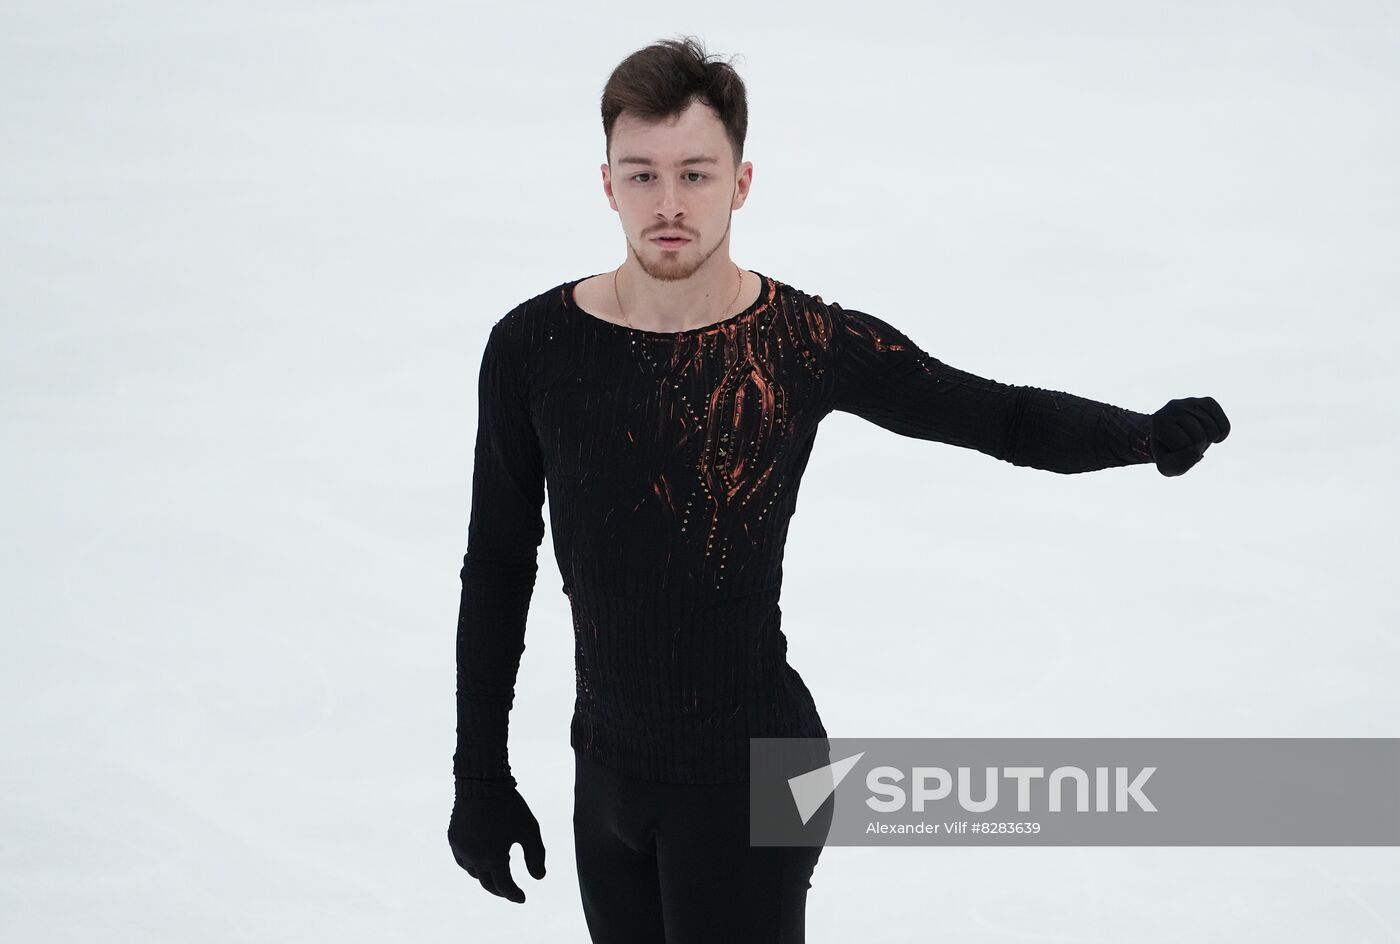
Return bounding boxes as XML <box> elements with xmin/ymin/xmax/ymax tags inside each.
<box><xmin>572</xmin><ymin>751</ymin><xmax>834</xmax><ymax>943</ymax></box>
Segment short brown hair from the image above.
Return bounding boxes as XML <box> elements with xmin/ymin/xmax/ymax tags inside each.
<box><xmin>600</xmin><ymin>35</ymin><xmax>748</xmax><ymax>170</ymax></box>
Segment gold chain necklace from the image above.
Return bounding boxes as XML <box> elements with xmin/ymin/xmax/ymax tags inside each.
<box><xmin>612</xmin><ymin>263</ymin><xmax>744</xmax><ymax>333</ymax></box>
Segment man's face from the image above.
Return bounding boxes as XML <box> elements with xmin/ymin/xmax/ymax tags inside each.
<box><xmin>603</xmin><ymin>99</ymin><xmax>753</xmax><ymax>283</ymax></box>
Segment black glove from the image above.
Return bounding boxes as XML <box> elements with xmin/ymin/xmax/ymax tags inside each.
<box><xmin>447</xmin><ymin>780</ymin><xmax>547</xmax><ymax>904</ymax></box>
<box><xmin>1150</xmin><ymin>396</ymin><xmax>1231</xmax><ymax>476</ymax></box>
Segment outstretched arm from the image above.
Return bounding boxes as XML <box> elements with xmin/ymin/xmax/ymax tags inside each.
<box><xmin>453</xmin><ymin>315</ymin><xmax>546</xmax><ymax>795</ymax></box>
<box><xmin>829</xmin><ymin>304</ymin><xmax>1228</xmax><ymax>474</ymax></box>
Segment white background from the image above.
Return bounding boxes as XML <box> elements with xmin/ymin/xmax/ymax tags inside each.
<box><xmin>3</xmin><ymin>1</ymin><xmax>1397</xmax><ymax>941</ymax></box>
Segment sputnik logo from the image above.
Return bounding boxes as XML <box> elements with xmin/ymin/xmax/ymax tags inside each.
<box><xmin>787</xmin><ymin>751</ymin><xmax>865</xmax><ymax>825</ymax></box>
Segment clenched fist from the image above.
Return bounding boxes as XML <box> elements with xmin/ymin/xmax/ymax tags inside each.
<box><xmin>1150</xmin><ymin>396</ymin><xmax>1231</xmax><ymax>476</ymax></box>
<box><xmin>448</xmin><ymin>780</ymin><xmax>547</xmax><ymax>904</ymax></box>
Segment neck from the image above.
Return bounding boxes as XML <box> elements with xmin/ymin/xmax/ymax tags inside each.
<box><xmin>614</xmin><ymin>256</ymin><xmax>745</xmax><ymax>332</ymax></box>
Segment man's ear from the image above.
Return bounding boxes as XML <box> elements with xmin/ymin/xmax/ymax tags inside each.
<box><xmin>732</xmin><ymin>161</ymin><xmax>754</xmax><ymax>210</ymax></box>
<box><xmin>601</xmin><ymin>163</ymin><xmax>618</xmax><ymax>211</ymax></box>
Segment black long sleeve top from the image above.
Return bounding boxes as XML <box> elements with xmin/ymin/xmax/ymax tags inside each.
<box><xmin>453</xmin><ymin>270</ymin><xmax>1155</xmax><ymax>794</ymax></box>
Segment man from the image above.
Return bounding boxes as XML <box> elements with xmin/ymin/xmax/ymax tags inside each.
<box><xmin>447</xmin><ymin>36</ymin><xmax>1230</xmax><ymax>944</ymax></box>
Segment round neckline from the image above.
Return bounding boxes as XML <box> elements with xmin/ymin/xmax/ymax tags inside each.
<box><xmin>564</xmin><ymin>269</ymin><xmax>770</xmax><ymax>340</ymax></box>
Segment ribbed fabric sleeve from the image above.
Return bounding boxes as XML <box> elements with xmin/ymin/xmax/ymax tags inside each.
<box><xmin>830</xmin><ymin>304</ymin><xmax>1155</xmax><ymax>472</ymax></box>
<box><xmin>453</xmin><ymin>314</ymin><xmax>546</xmax><ymax>792</ymax></box>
